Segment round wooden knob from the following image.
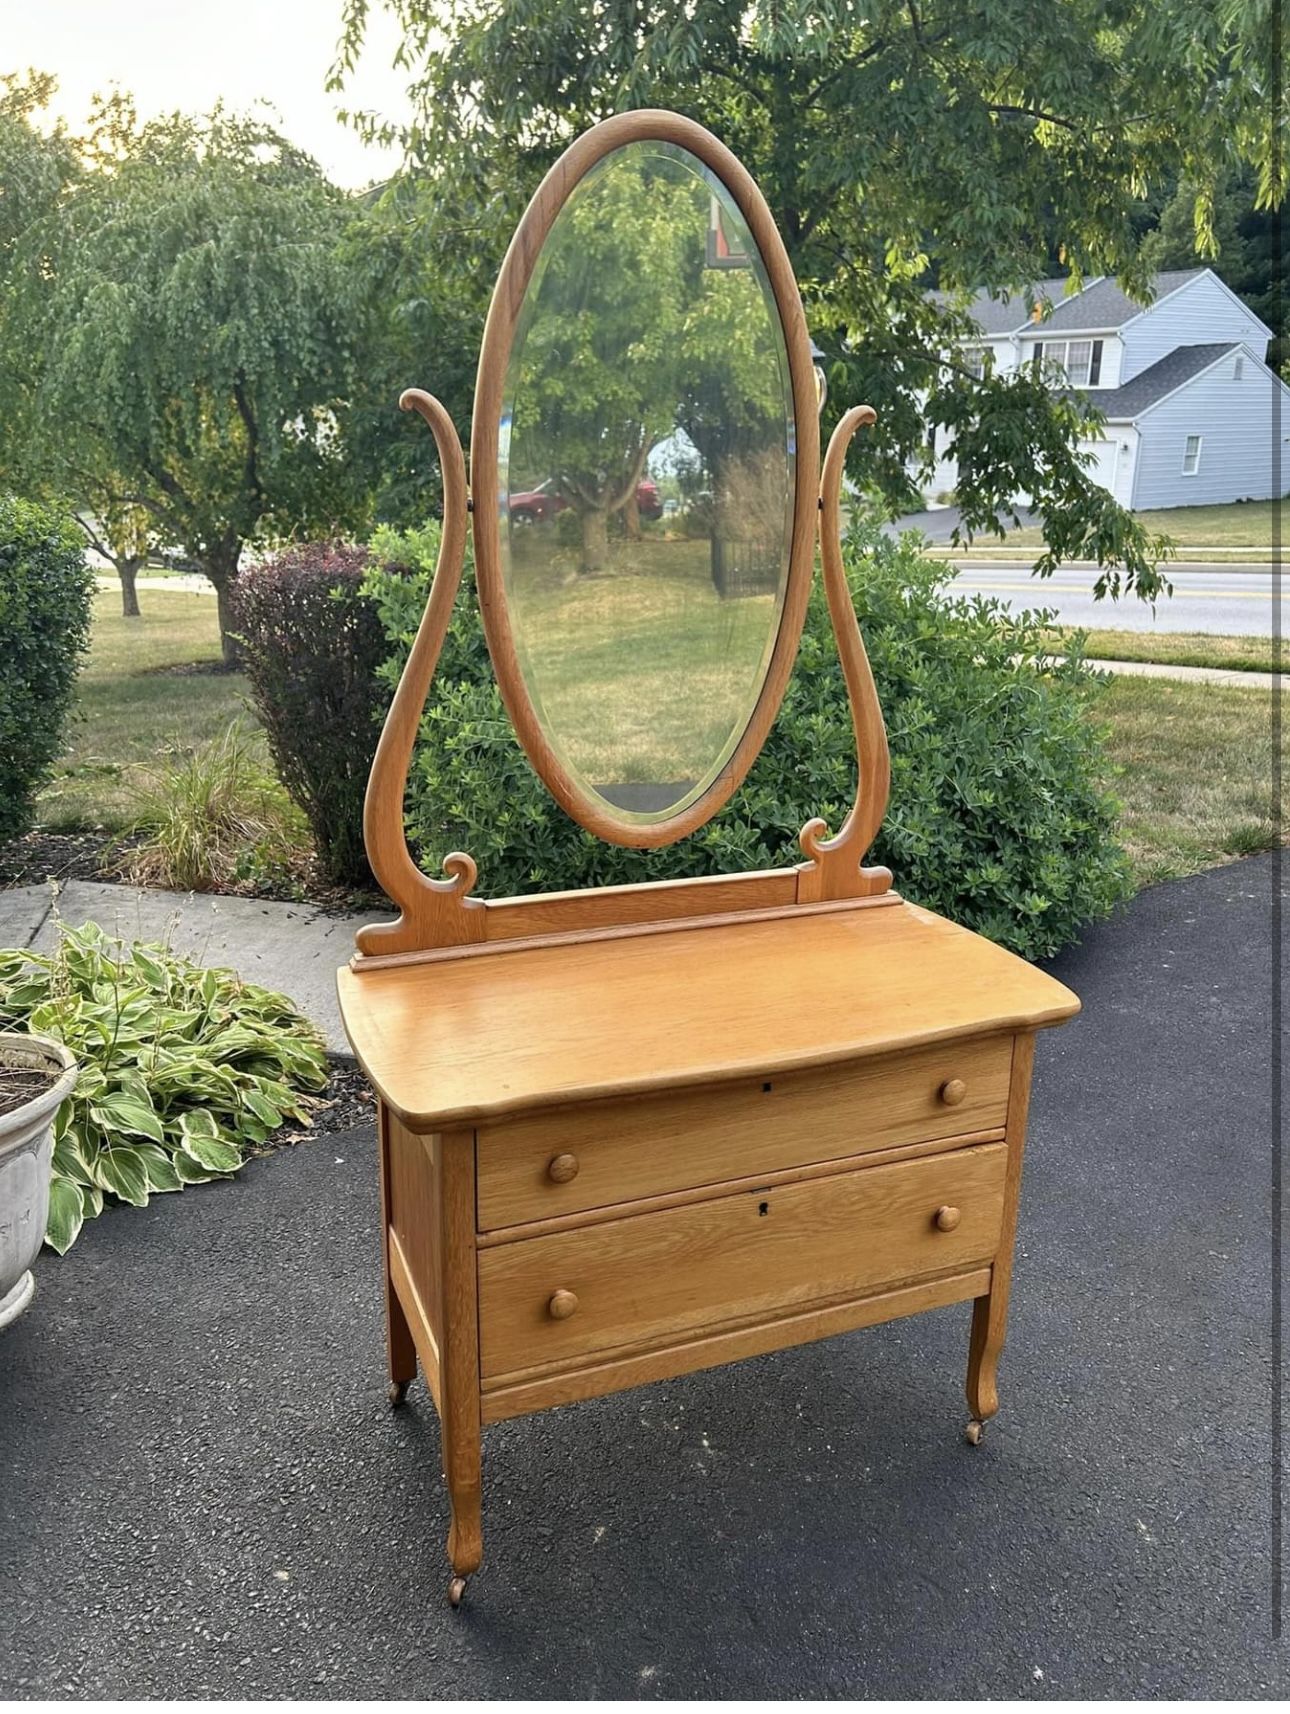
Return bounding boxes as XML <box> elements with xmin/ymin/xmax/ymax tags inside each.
<box><xmin>939</xmin><ymin>1078</ymin><xmax>967</xmax><ymax>1106</ymax></box>
<box><xmin>548</xmin><ymin>1289</ymin><xmax>579</xmax><ymax>1320</ymax></box>
<box><xmin>547</xmin><ymin>1152</ymin><xmax>579</xmax><ymax>1184</ymax></box>
<box><xmin>934</xmin><ymin>1205</ymin><xmax>962</xmax><ymax>1232</ymax></box>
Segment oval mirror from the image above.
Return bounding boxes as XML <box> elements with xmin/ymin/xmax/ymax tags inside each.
<box><xmin>473</xmin><ymin>120</ymin><xmax>818</xmax><ymax>847</ymax></box>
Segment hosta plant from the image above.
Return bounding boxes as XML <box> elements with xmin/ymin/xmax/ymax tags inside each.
<box><xmin>0</xmin><ymin>919</ymin><xmax>329</xmax><ymax>1253</ymax></box>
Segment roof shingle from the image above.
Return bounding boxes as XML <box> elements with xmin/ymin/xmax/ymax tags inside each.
<box><xmin>1018</xmin><ymin>269</ymin><xmax>1207</xmax><ymax>335</ymax></box>
<box><xmin>939</xmin><ymin>268</ymin><xmax>1210</xmax><ymax>338</ymax></box>
<box><xmin>1062</xmin><ymin>342</ymin><xmax>1238</xmax><ymax>419</ymax></box>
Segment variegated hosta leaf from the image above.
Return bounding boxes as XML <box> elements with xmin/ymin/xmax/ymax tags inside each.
<box><xmin>0</xmin><ymin>921</ymin><xmax>328</xmax><ymax>1251</ymax></box>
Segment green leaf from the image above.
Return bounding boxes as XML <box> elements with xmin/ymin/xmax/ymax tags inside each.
<box><xmin>130</xmin><ymin>946</ymin><xmax>169</xmax><ymax>988</ymax></box>
<box><xmin>243</xmin><ymin>1089</ymin><xmax>284</xmax><ymax>1129</ymax></box>
<box><xmin>177</xmin><ymin>1108</ymin><xmax>220</xmax><ymax>1140</ymax></box>
<box><xmin>133</xmin><ymin>1143</ymin><xmax>183</xmax><ymax>1194</ymax></box>
<box><xmin>174</xmin><ymin>1152</ymin><xmax>219</xmax><ymax>1185</ymax></box>
<box><xmin>179</xmin><ymin>1129</ymin><xmax>243</xmax><ymax>1173</ymax></box>
<box><xmin>45</xmin><ymin>1175</ymin><xmax>85</xmax><ymax>1254</ymax></box>
<box><xmin>91</xmin><ymin>1092</ymin><xmax>165</xmax><ymax>1145</ymax></box>
<box><xmin>95</xmin><ymin>1145</ymin><xmax>150</xmax><ymax>1208</ymax></box>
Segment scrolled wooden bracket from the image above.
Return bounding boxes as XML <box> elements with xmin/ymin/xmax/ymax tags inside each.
<box><xmin>354</xmin><ymin>390</ymin><xmax>485</xmax><ymax>960</ymax></box>
<box><xmin>796</xmin><ymin>405</ymin><xmax>894</xmax><ymax>903</ymax></box>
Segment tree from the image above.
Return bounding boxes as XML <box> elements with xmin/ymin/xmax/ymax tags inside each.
<box><xmin>333</xmin><ymin>0</ymin><xmax>1285</xmax><ymax>600</ymax></box>
<box><xmin>507</xmin><ymin>146</ymin><xmax>785</xmax><ymax>574</ymax></box>
<box><xmin>72</xmin><ymin>498</ymin><xmax>152</xmax><ymax>619</ymax></box>
<box><xmin>2</xmin><ymin>93</ymin><xmax>373</xmax><ymax>661</ymax></box>
<box><xmin>1142</xmin><ymin>166</ymin><xmax>1288</xmax><ymax>370</ymax></box>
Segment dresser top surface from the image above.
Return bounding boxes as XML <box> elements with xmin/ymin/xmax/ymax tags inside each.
<box><xmin>336</xmin><ymin>899</ymin><xmax>1078</xmax><ymax>1130</ymax></box>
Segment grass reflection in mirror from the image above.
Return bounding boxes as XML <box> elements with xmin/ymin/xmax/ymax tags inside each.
<box><xmin>508</xmin><ymin>524</ymin><xmax>774</xmax><ymax>797</ymax></box>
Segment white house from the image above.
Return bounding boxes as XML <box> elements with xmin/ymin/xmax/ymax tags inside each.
<box><xmin>923</xmin><ymin>267</ymin><xmax>1288</xmax><ymax>509</ymax></box>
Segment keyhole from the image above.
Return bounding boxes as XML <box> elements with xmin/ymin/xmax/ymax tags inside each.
<box><xmin>761</xmin><ymin>1081</ymin><xmax>773</xmax><ymax>1093</ymax></box>
<box><xmin>758</xmin><ymin>1201</ymin><xmax>770</xmax><ymax>1217</ymax></box>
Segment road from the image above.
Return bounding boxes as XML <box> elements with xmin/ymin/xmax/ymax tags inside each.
<box><xmin>100</xmin><ymin>564</ymin><xmax>1278</xmax><ymax>637</ymax></box>
<box><xmin>946</xmin><ymin>563</ymin><xmax>1277</xmax><ymax>635</ymax></box>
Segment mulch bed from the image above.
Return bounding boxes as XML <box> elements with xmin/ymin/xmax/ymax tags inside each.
<box><xmin>0</xmin><ymin>830</ymin><xmax>140</xmax><ymax>890</ymax></box>
<box><xmin>261</xmin><ymin>1058</ymin><xmax>376</xmax><ymax>1148</ymax></box>
<box><xmin>0</xmin><ymin>829</ymin><xmax>384</xmax><ymax>916</ymax></box>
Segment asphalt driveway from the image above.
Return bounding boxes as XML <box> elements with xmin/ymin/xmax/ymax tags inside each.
<box><xmin>1</xmin><ymin>853</ymin><xmax>1284</xmax><ymax>1696</ymax></box>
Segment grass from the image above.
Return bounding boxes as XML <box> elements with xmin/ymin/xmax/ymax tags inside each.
<box><xmin>34</xmin><ymin>568</ymin><xmax>1284</xmax><ymax>908</ymax></box>
<box><xmin>1049</xmin><ymin>629</ymin><xmax>1278</xmax><ymax>674</ymax></box>
<box><xmin>935</xmin><ymin>497</ymin><xmax>1284</xmax><ymax>560</ymax></box>
<box><xmin>509</xmin><ymin>528</ymin><xmax>778</xmax><ymax>799</ymax></box>
<box><xmin>39</xmin><ymin>589</ymin><xmax>253</xmax><ymax>833</ymax></box>
<box><xmin>1097</xmin><ymin>675</ymin><xmax>1282</xmax><ymax>885</ymax></box>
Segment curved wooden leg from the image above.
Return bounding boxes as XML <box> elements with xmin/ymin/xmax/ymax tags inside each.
<box><xmin>444</xmin><ymin>1426</ymin><xmax>483</xmax><ymax>1583</ymax></box>
<box><xmin>964</xmin><ymin>1033</ymin><xmax>1035</xmax><ymax>1447</ymax></box>
<box><xmin>965</xmin><ymin>1291</ymin><xmax>1002</xmax><ymax>1443</ymax></box>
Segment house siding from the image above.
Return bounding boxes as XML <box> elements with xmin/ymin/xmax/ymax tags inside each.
<box><xmin>1120</xmin><ymin>275</ymin><xmax>1270</xmax><ymax>380</ymax></box>
<box><xmin>1077</xmin><ymin>426</ymin><xmax>1139</xmax><ymax>506</ymax></box>
<box><xmin>1130</xmin><ymin>353</ymin><xmax>1285</xmax><ymax>508</ymax></box>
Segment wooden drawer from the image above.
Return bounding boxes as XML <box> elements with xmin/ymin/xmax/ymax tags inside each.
<box><xmin>478</xmin><ymin>1142</ymin><xmax>1006</xmax><ymax>1379</ymax></box>
<box><xmin>476</xmin><ymin>1036</ymin><xmax>1013</xmax><ymax>1230</ymax></box>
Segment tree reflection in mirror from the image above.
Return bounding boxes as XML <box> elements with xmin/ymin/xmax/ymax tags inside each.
<box><xmin>498</xmin><ymin>140</ymin><xmax>796</xmax><ymax>823</ymax></box>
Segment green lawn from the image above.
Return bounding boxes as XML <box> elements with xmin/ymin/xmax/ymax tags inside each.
<box><xmin>1051</xmin><ymin>629</ymin><xmax>1279</xmax><ymax>674</ymax></box>
<box><xmin>1097</xmin><ymin>675</ymin><xmax>1282</xmax><ymax>885</ymax></box>
<box><xmin>937</xmin><ymin>497</ymin><xmax>1285</xmax><ymax>559</ymax></box>
<box><xmin>40</xmin><ymin>590</ymin><xmax>253</xmax><ymax>832</ymax></box>
<box><xmin>508</xmin><ymin>529</ymin><xmax>777</xmax><ymax>798</ymax></box>
<box><xmin>37</xmin><ymin>579</ymin><xmax>1283</xmax><ymax>900</ymax></box>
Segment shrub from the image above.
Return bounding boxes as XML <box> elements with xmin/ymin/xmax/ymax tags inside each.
<box><xmin>118</xmin><ymin>718</ymin><xmax>312</xmax><ymax>895</ymax></box>
<box><xmin>0</xmin><ymin>916</ymin><xmax>329</xmax><ymax>1253</ymax></box>
<box><xmin>0</xmin><ymin>496</ymin><xmax>94</xmax><ymax>846</ymax></box>
<box><xmin>363</xmin><ymin>517</ymin><xmax>1132</xmax><ymax>960</ymax></box>
<box><xmin>231</xmin><ymin>542</ymin><xmax>391</xmax><ymax>885</ymax></box>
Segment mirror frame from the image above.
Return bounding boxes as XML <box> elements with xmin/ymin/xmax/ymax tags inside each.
<box><xmin>470</xmin><ymin>110</ymin><xmax>821</xmax><ymax>849</ymax></box>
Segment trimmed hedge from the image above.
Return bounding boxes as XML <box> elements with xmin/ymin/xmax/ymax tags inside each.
<box><xmin>363</xmin><ymin>517</ymin><xmax>1132</xmax><ymax>961</ymax></box>
<box><xmin>0</xmin><ymin>495</ymin><xmax>94</xmax><ymax>847</ymax></box>
<box><xmin>231</xmin><ymin>543</ymin><xmax>389</xmax><ymax>886</ymax></box>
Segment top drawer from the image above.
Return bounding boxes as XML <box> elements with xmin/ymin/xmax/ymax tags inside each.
<box><xmin>476</xmin><ymin>1034</ymin><xmax>1013</xmax><ymax>1230</ymax></box>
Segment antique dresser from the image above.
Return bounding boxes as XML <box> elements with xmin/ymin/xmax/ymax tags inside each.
<box><xmin>337</xmin><ymin>109</ymin><xmax>1080</xmax><ymax>1606</ymax></box>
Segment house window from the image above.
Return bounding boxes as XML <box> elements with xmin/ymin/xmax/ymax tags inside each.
<box><xmin>962</xmin><ymin>345</ymin><xmax>988</xmax><ymax>380</ymax></box>
<box><xmin>1182</xmin><ymin>434</ymin><xmax>1202</xmax><ymax>476</ymax></box>
<box><xmin>1234</xmin><ymin>355</ymin><xmax>1245</xmax><ymax>381</ymax></box>
<box><xmin>1031</xmin><ymin>338</ymin><xmax>1105</xmax><ymax>386</ymax></box>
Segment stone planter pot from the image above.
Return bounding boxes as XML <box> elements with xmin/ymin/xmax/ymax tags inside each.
<box><xmin>0</xmin><ymin>1031</ymin><xmax>77</xmax><ymax>1331</ymax></box>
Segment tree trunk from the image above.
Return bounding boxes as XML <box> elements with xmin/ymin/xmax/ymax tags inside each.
<box><xmin>118</xmin><ymin>556</ymin><xmax>142</xmax><ymax>619</ymax></box>
<box><xmin>204</xmin><ymin>552</ymin><xmax>244</xmax><ymax>667</ymax></box>
<box><xmin>622</xmin><ymin>490</ymin><xmax>641</xmax><ymax>540</ymax></box>
<box><xmin>579</xmin><ymin>507</ymin><xmax>610</xmax><ymax>576</ymax></box>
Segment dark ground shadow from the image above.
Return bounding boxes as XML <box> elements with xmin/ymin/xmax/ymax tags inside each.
<box><xmin>1</xmin><ymin>852</ymin><xmax>1285</xmax><ymax>1696</ymax></box>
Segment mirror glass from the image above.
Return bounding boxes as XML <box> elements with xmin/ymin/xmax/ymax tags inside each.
<box><xmin>497</xmin><ymin>139</ymin><xmax>796</xmax><ymax>825</ymax></box>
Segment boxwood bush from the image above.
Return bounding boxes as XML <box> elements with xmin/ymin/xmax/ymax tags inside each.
<box><xmin>232</xmin><ymin>543</ymin><xmax>390</xmax><ymax>885</ymax></box>
<box><xmin>0</xmin><ymin>495</ymin><xmax>94</xmax><ymax>846</ymax></box>
<box><xmin>363</xmin><ymin>518</ymin><xmax>1131</xmax><ymax>959</ymax></box>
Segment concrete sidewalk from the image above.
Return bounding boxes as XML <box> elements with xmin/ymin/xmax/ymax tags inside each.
<box><xmin>0</xmin><ymin>880</ymin><xmax>371</xmax><ymax>1055</ymax></box>
<box><xmin>1088</xmin><ymin>657</ymin><xmax>1282</xmax><ymax>688</ymax></box>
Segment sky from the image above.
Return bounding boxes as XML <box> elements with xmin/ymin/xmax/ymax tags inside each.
<box><xmin>1</xmin><ymin>0</ymin><xmax>417</xmax><ymax>187</ymax></box>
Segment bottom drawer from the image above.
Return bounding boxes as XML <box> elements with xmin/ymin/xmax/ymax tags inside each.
<box><xmin>478</xmin><ymin>1143</ymin><xmax>1006</xmax><ymax>1379</ymax></box>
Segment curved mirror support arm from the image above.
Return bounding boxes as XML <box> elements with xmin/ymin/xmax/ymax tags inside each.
<box><xmin>796</xmin><ymin>407</ymin><xmax>893</xmax><ymax>901</ymax></box>
<box><xmin>355</xmin><ymin>390</ymin><xmax>484</xmax><ymax>958</ymax></box>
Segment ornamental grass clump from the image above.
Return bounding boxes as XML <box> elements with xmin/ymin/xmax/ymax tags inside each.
<box><xmin>0</xmin><ymin>917</ymin><xmax>329</xmax><ymax>1253</ymax></box>
<box><xmin>119</xmin><ymin>718</ymin><xmax>311</xmax><ymax>895</ymax></box>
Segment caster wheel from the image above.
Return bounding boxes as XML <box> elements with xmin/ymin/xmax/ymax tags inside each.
<box><xmin>448</xmin><ymin>1576</ymin><xmax>468</xmax><ymax>1609</ymax></box>
<box><xmin>965</xmin><ymin>1419</ymin><xmax>984</xmax><ymax>1446</ymax></box>
<box><xmin>388</xmin><ymin>1379</ymin><xmax>410</xmax><ymax>1408</ymax></box>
